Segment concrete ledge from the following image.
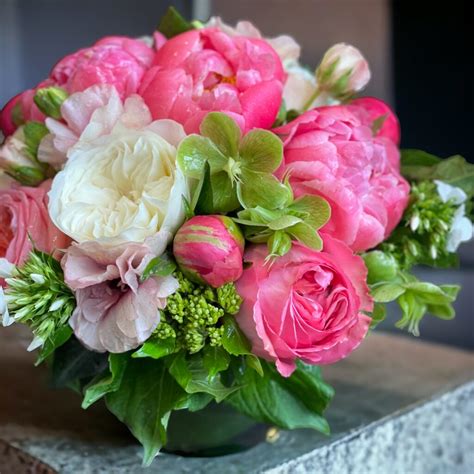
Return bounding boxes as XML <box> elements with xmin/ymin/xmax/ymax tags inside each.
<box><xmin>0</xmin><ymin>326</ymin><xmax>473</xmax><ymax>473</ymax></box>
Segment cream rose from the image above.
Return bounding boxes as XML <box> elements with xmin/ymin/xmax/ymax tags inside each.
<box><xmin>48</xmin><ymin>86</ymin><xmax>189</xmax><ymax>245</ymax></box>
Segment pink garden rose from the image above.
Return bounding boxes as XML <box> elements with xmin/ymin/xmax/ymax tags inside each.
<box><xmin>0</xmin><ymin>180</ymin><xmax>70</xmax><ymax>266</ymax></box>
<box><xmin>173</xmin><ymin>215</ymin><xmax>244</xmax><ymax>288</ymax></box>
<box><xmin>236</xmin><ymin>236</ymin><xmax>373</xmax><ymax>377</ymax></box>
<box><xmin>139</xmin><ymin>28</ymin><xmax>285</xmax><ymax>133</ymax></box>
<box><xmin>275</xmin><ymin>102</ymin><xmax>410</xmax><ymax>252</ymax></box>
<box><xmin>63</xmin><ymin>236</ymin><xmax>178</xmax><ymax>353</ymax></box>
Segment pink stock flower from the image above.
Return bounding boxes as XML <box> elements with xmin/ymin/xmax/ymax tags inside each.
<box><xmin>0</xmin><ymin>180</ymin><xmax>71</xmax><ymax>267</ymax></box>
<box><xmin>63</xmin><ymin>237</ymin><xmax>178</xmax><ymax>353</ymax></box>
<box><xmin>139</xmin><ymin>28</ymin><xmax>285</xmax><ymax>133</ymax></box>
<box><xmin>50</xmin><ymin>36</ymin><xmax>154</xmax><ymax>99</ymax></box>
<box><xmin>173</xmin><ymin>215</ymin><xmax>245</xmax><ymax>288</ymax></box>
<box><xmin>275</xmin><ymin>102</ymin><xmax>410</xmax><ymax>252</ymax></box>
<box><xmin>236</xmin><ymin>236</ymin><xmax>373</xmax><ymax>377</ymax></box>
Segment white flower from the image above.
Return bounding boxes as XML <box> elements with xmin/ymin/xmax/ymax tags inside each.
<box><xmin>316</xmin><ymin>43</ymin><xmax>371</xmax><ymax>97</ymax></box>
<box><xmin>434</xmin><ymin>180</ymin><xmax>473</xmax><ymax>252</ymax></box>
<box><xmin>0</xmin><ymin>286</ymin><xmax>12</xmax><ymax>326</ymax></box>
<box><xmin>48</xmin><ymin>86</ymin><xmax>189</xmax><ymax>246</ymax></box>
<box><xmin>0</xmin><ymin>258</ymin><xmax>15</xmax><ymax>279</ymax></box>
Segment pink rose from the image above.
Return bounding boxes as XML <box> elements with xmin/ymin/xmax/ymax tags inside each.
<box><xmin>139</xmin><ymin>28</ymin><xmax>285</xmax><ymax>133</ymax></box>
<box><xmin>63</xmin><ymin>237</ymin><xmax>178</xmax><ymax>353</ymax></box>
<box><xmin>236</xmin><ymin>236</ymin><xmax>372</xmax><ymax>377</ymax></box>
<box><xmin>275</xmin><ymin>103</ymin><xmax>410</xmax><ymax>252</ymax></box>
<box><xmin>50</xmin><ymin>36</ymin><xmax>154</xmax><ymax>99</ymax></box>
<box><xmin>0</xmin><ymin>180</ymin><xmax>71</xmax><ymax>266</ymax></box>
<box><xmin>173</xmin><ymin>215</ymin><xmax>244</xmax><ymax>288</ymax></box>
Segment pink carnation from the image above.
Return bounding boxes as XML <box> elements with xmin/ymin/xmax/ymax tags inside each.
<box><xmin>139</xmin><ymin>28</ymin><xmax>285</xmax><ymax>133</ymax></box>
<box><xmin>0</xmin><ymin>180</ymin><xmax>71</xmax><ymax>266</ymax></box>
<box><xmin>236</xmin><ymin>236</ymin><xmax>372</xmax><ymax>377</ymax></box>
<box><xmin>275</xmin><ymin>101</ymin><xmax>410</xmax><ymax>252</ymax></box>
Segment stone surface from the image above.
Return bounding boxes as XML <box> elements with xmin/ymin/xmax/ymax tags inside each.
<box><xmin>0</xmin><ymin>325</ymin><xmax>473</xmax><ymax>473</ymax></box>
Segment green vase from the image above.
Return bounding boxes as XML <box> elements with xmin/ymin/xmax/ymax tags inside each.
<box><xmin>165</xmin><ymin>403</ymin><xmax>268</xmax><ymax>456</ymax></box>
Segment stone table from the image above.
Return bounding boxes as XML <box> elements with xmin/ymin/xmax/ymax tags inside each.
<box><xmin>0</xmin><ymin>325</ymin><xmax>473</xmax><ymax>473</ymax></box>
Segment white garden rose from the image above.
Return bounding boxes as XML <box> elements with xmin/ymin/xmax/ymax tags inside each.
<box><xmin>48</xmin><ymin>87</ymin><xmax>189</xmax><ymax>245</ymax></box>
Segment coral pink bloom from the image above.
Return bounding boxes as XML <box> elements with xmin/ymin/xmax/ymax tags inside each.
<box><xmin>51</xmin><ymin>36</ymin><xmax>154</xmax><ymax>99</ymax></box>
<box><xmin>0</xmin><ymin>180</ymin><xmax>71</xmax><ymax>266</ymax></box>
<box><xmin>236</xmin><ymin>236</ymin><xmax>373</xmax><ymax>377</ymax></box>
<box><xmin>63</xmin><ymin>238</ymin><xmax>178</xmax><ymax>353</ymax></box>
<box><xmin>139</xmin><ymin>29</ymin><xmax>285</xmax><ymax>133</ymax></box>
<box><xmin>173</xmin><ymin>215</ymin><xmax>244</xmax><ymax>288</ymax></box>
<box><xmin>350</xmin><ymin>97</ymin><xmax>400</xmax><ymax>144</ymax></box>
<box><xmin>275</xmin><ymin>103</ymin><xmax>409</xmax><ymax>252</ymax></box>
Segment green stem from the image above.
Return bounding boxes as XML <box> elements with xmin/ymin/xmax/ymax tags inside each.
<box><xmin>302</xmin><ymin>86</ymin><xmax>322</xmax><ymax>111</ymax></box>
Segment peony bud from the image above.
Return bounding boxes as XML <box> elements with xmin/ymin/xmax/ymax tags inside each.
<box><xmin>33</xmin><ymin>87</ymin><xmax>68</xmax><ymax>119</ymax></box>
<box><xmin>173</xmin><ymin>215</ymin><xmax>245</xmax><ymax>288</ymax></box>
<box><xmin>316</xmin><ymin>43</ymin><xmax>370</xmax><ymax>99</ymax></box>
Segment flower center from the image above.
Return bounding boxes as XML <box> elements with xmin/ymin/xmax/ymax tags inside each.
<box><xmin>223</xmin><ymin>157</ymin><xmax>242</xmax><ymax>186</ymax></box>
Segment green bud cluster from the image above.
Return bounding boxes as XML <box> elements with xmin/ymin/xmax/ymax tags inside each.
<box><xmin>5</xmin><ymin>250</ymin><xmax>75</xmax><ymax>347</ymax></box>
<box><xmin>155</xmin><ymin>272</ymin><xmax>242</xmax><ymax>354</ymax></box>
<box><xmin>380</xmin><ymin>181</ymin><xmax>457</xmax><ymax>269</ymax></box>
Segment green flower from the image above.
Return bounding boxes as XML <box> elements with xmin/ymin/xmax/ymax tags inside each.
<box><xmin>4</xmin><ymin>250</ymin><xmax>75</xmax><ymax>350</ymax></box>
<box><xmin>235</xmin><ymin>194</ymin><xmax>331</xmax><ymax>259</ymax></box>
<box><xmin>177</xmin><ymin>112</ymin><xmax>291</xmax><ymax>214</ymax></box>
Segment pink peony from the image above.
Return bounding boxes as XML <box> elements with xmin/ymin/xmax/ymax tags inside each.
<box><xmin>50</xmin><ymin>36</ymin><xmax>154</xmax><ymax>99</ymax></box>
<box><xmin>63</xmin><ymin>237</ymin><xmax>178</xmax><ymax>353</ymax></box>
<box><xmin>236</xmin><ymin>236</ymin><xmax>373</xmax><ymax>377</ymax></box>
<box><xmin>0</xmin><ymin>180</ymin><xmax>71</xmax><ymax>266</ymax></box>
<box><xmin>173</xmin><ymin>215</ymin><xmax>245</xmax><ymax>288</ymax></box>
<box><xmin>275</xmin><ymin>102</ymin><xmax>410</xmax><ymax>252</ymax></box>
<box><xmin>139</xmin><ymin>28</ymin><xmax>285</xmax><ymax>133</ymax></box>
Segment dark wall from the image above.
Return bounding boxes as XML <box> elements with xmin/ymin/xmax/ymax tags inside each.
<box><xmin>391</xmin><ymin>0</ymin><xmax>473</xmax><ymax>162</ymax></box>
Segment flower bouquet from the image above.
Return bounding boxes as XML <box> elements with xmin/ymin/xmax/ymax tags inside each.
<box><xmin>1</xmin><ymin>7</ymin><xmax>472</xmax><ymax>466</ymax></box>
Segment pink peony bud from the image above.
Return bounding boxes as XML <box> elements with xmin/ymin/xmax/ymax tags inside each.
<box><xmin>316</xmin><ymin>43</ymin><xmax>370</xmax><ymax>99</ymax></box>
<box><xmin>173</xmin><ymin>215</ymin><xmax>245</xmax><ymax>288</ymax></box>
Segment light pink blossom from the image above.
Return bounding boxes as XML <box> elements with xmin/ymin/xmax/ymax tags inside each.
<box><xmin>173</xmin><ymin>215</ymin><xmax>244</xmax><ymax>288</ymax></box>
<box><xmin>139</xmin><ymin>28</ymin><xmax>285</xmax><ymax>133</ymax></box>
<box><xmin>236</xmin><ymin>236</ymin><xmax>372</xmax><ymax>377</ymax></box>
<box><xmin>64</xmin><ymin>236</ymin><xmax>178</xmax><ymax>353</ymax></box>
<box><xmin>275</xmin><ymin>103</ymin><xmax>410</xmax><ymax>252</ymax></box>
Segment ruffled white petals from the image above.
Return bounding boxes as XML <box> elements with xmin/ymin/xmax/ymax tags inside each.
<box><xmin>0</xmin><ymin>258</ymin><xmax>15</xmax><ymax>279</ymax></box>
<box><xmin>0</xmin><ymin>286</ymin><xmax>12</xmax><ymax>327</ymax></box>
<box><xmin>435</xmin><ymin>180</ymin><xmax>467</xmax><ymax>205</ymax></box>
<box><xmin>446</xmin><ymin>204</ymin><xmax>473</xmax><ymax>252</ymax></box>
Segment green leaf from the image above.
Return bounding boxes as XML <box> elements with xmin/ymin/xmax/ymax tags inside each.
<box><xmin>82</xmin><ymin>353</ymin><xmax>128</xmax><ymax>409</ymax></box>
<box><xmin>371</xmin><ymin>283</ymin><xmax>406</xmax><ymax>303</ymax></box>
<box><xmin>157</xmin><ymin>6</ymin><xmax>194</xmax><ymax>39</ymax></box>
<box><xmin>177</xmin><ymin>135</ymin><xmax>227</xmax><ymax>179</ymax></box>
<box><xmin>267</xmin><ymin>230</ymin><xmax>292</xmax><ymax>258</ymax></box>
<box><xmin>168</xmin><ymin>351</ymin><xmax>240</xmax><ymax>402</ymax></box>
<box><xmin>363</xmin><ymin>251</ymin><xmax>399</xmax><ymax>285</ymax></box>
<box><xmin>175</xmin><ymin>392</ymin><xmax>213</xmax><ymax>412</ymax></box>
<box><xmin>288</xmin><ymin>222</ymin><xmax>323</xmax><ymax>250</ymax></box>
<box><xmin>106</xmin><ymin>357</ymin><xmax>186</xmax><ymax>466</ymax></box>
<box><xmin>141</xmin><ymin>255</ymin><xmax>176</xmax><ymax>281</ymax></box>
<box><xmin>203</xmin><ymin>345</ymin><xmax>231</xmax><ymax>378</ymax></box>
<box><xmin>369</xmin><ymin>303</ymin><xmax>386</xmax><ymax>328</ymax></box>
<box><xmin>239</xmin><ymin>169</ymin><xmax>291</xmax><ymax>210</ymax></box>
<box><xmin>371</xmin><ymin>113</ymin><xmax>388</xmax><ymax>136</ymax></box>
<box><xmin>221</xmin><ymin>315</ymin><xmax>263</xmax><ymax>376</ymax></box>
<box><xmin>50</xmin><ymin>337</ymin><xmax>108</xmax><ymax>390</ymax></box>
<box><xmin>132</xmin><ymin>336</ymin><xmax>176</xmax><ymax>360</ymax></box>
<box><xmin>227</xmin><ymin>361</ymin><xmax>333</xmax><ymax>434</ymax></box>
<box><xmin>239</xmin><ymin>129</ymin><xmax>283</xmax><ymax>173</ymax></box>
<box><xmin>426</xmin><ymin>303</ymin><xmax>455</xmax><ymax>320</ymax></box>
<box><xmin>401</xmin><ymin>150</ymin><xmax>474</xmax><ymax>197</ymax></box>
<box><xmin>288</xmin><ymin>195</ymin><xmax>331</xmax><ymax>229</ymax></box>
<box><xmin>35</xmin><ymin>325</ymin><xmax>72</xmax><ymax>366</ymax></box>
<box><xmin>200</xmin><ymin>112</ymin><xmax>241</xmax><ymax>158</ymax></box>
<box><xmin>405</xmin><ymin>281</ymin><xmax>459</xmax><ymax>305</ymax></box>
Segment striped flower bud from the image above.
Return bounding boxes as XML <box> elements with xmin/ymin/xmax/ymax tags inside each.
<box><xmin>173</xmin><ymin>215</ymin><xmax>244</xmax><ymax>288</ymax></box>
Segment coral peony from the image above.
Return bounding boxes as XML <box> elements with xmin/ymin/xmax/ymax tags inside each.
<box><xmin>236</xmin><ymin>236</ymin><xmax>372</xmax><ymax>377</ymax></box>
<box><xmin>275</xmin><ymin>102</ymin><xmax>410</xmax><ymax>252</ymax></box>
<box><xmin>139</xmin><ymin>28</ymin><xmax>285</xmax><ymax>133</ymax></box>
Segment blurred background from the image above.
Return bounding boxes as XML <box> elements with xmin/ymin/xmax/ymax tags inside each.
<box><xmin>0</xmin><ymin>0</ymin><xmax>472</xmax><ymax>348</ymax></box>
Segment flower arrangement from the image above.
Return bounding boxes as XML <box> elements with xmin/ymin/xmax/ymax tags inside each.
<box><xmin>1</xmin><ymin>7</ymin><xmax>472</xmax><ymax>465</ymax></box>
